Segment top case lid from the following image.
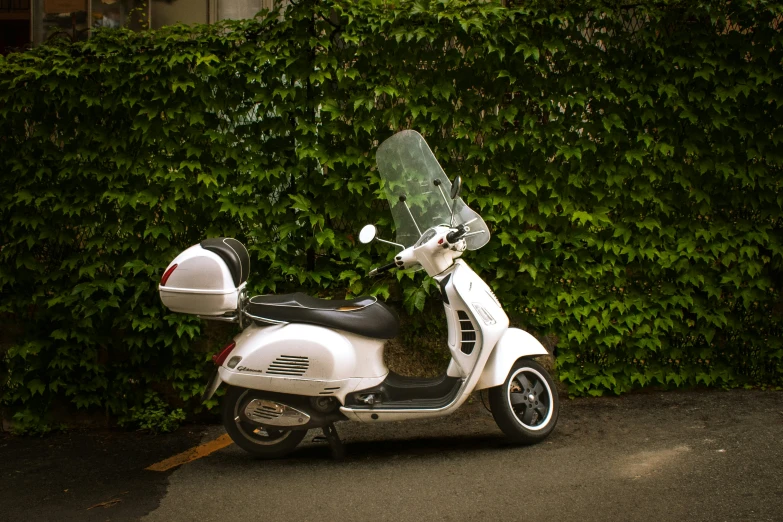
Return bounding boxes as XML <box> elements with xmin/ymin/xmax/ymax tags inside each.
<box><xmin>200</xmin><ymin>238</ymin><xmax>250</xmax><ymax>288</ymax></box>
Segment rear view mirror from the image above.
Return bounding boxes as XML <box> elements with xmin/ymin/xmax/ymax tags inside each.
<box><xmin>359</xmin><ymin>224</ymin><xmax>377</xmax><ymax>244</ymax></box>
<box><xmin>450</xmin><ymin>175</ymin><xmax>462</xmax><ymax>200</ymax></box>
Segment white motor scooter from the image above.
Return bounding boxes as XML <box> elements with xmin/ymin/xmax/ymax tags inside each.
<box><xmin>159</xmin><ymin>130</ymin><xmax>559</xmax><ymax>458</ymax></box>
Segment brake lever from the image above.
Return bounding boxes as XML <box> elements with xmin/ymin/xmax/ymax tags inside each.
<box><xmin>368</xmin><ymin>261</ymin><xmax>397</xmax><ymax>277</ymax></box>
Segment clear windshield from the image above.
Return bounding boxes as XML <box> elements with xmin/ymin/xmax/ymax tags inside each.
<box><xmin>376</xmin><ymin>130</ymin><xmax>490</xmax><ymax>250</ymax></box>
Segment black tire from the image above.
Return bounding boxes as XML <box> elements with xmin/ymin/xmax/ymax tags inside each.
<box><xmin>222</xmin><ymin>386</ymin><xmax>307</xmax><ymax>458</ymax></box>
<box><xmin>488</xmin><ymin>358</ymin><xmax>559</xmax><ymax>444</ymax></box>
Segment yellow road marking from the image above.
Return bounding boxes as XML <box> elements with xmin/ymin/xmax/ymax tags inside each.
<box><xmin>87</xmin><ymin>498</ymin><xmax>123</xmax><ymax>510</ymax></box>
<box><xmin>146</xmin><ymin>433</ymin><xmax>234</xmax><ymax>472</ymax></box>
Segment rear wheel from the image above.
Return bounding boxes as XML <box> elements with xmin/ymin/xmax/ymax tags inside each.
<box><xmin>222</xmin><ymin>386</ymin><xmax>307</xmax><ymax>458</ymax></box>
<box><xmin>488</xmin><ymin>358</ymin><xmax>559</xmax><ymax>444</ymax></box>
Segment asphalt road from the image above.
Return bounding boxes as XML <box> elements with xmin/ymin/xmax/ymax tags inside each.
<box><xmin>1</xmin><ymin>390</ymin><xmax>781</xmax><ymax>522</ymax></box>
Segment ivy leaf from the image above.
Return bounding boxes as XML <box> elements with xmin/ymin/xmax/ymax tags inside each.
<box><xmin>197</xmin><ymin>173</ymin><xmax>217</xmax><ymax>187</ymax></box>
<box><xmin>28</xmin><ymin>379</ymin><xmax>46</xmax><ymax>396</ymax></box>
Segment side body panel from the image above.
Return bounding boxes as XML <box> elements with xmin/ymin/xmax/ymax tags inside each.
<box><xmin>474</xmin><ymin>327</ymin><xmax>550</xmax><ymax>390</ymax></box>
<box><xmin>341</xmin><ymin>260</ymin><xmax>510</xmax><ymax>422</ymax></box>
<box><xmin>218</xmin><ymin>323</ymin><xmax>388</xmax><ymax>404</ymax></box>
<box><xmin>439</xmin><ymin>260</ymin><xmax>510</xmax><ymax>378</ymax></box>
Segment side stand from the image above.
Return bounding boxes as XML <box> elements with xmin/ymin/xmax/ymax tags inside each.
<box><xmin>321</xmin><ymin>423</ymin><xmax>345</xmax><ymax>460</ymax></box>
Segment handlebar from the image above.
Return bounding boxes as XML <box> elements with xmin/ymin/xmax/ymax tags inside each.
<box><xmin>369</xmin><ymin>261</ymin><xmax>397</xmax><ymax>277</ymax></box>
<box><xmin>446</xmin><ymin>224</ymin><xmax>466</xmax><ymax>244</ymax></box>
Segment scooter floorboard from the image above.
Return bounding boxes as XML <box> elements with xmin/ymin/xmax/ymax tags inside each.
<box><xmin>345</xmin><ymin>373</ymin><xmax>462</xmax><ymax>409</ymax></box>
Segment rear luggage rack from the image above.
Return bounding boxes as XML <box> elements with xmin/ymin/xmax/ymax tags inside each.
<box><xmin>197</xmin><ymin>312</ymin><xmax>239</xmax><ymax>323</ymax></box>
<box><xmin>197</xmin><ymin>288</ymin><xmax>249</xmax><ymax>328</ymax></box>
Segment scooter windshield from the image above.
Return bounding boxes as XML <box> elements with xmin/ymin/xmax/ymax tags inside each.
<box><xmin>376</xmin><ymin>130</ymin><xmax>490</xmax><ymax>250</ymax></box>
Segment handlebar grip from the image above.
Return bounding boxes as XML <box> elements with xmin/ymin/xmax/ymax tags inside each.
<box><xmin>446</xmin><ymin>230</ymin><xmax>463</xmax><ymax>243</ymax></box>
<box><xmin>369</xmin><ymin>261</ymin><xmax>397</xmax><ymax>277</ymax></box>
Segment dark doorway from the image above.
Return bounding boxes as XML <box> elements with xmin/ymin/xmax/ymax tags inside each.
<box><xmin>1</xmin><ymin>0</ymin><xmax>31</xmax><ymax>55</ymax></box>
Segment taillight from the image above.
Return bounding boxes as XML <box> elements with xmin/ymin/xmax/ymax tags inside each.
<box><xmin>213</xmin><ymin>341</ymin><xmax>237</xmax><ymax>366</ymax></box>
<box><xmin>160</xmin><ymin>264</ymin><xmax>178</xmax><ymax>286</ymax></box>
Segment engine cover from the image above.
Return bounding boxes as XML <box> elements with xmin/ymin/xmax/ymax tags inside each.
<box><xmin>219</xmin><ymin>323</ymin><xmax>388</xmax><ymax>403</ymax></box>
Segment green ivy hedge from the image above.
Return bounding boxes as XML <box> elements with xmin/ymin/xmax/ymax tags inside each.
<box><xmin>1</xmin><ymin>0</ymin><xmax>781</xmax><ymax>432</ymax></box>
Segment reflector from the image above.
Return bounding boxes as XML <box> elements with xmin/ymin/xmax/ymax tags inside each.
<box><xmin>213</xmin><ymin>341</ymin><xmax>237</xmax><ymax>366</ymax></box>
<box><xmin>160</xmin><ymin>264</ymin><xmax>178</xmax><ymax>286</ymax></box>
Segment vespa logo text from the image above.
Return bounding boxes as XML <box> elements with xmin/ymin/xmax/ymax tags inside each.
<box><xmin>237</xmin><ymin>366</ymin><xmax>264</xmax><ymax>374</ymax></box>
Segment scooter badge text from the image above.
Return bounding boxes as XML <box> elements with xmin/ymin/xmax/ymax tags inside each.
<box><xmin>237</xmin><ymin>366</ymin><xmax>264</xmax><ymax>374</ymax></box>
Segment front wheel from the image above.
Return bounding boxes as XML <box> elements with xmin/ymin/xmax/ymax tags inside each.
<box><xmin>488</xmin><ymin>358</ymin><xmax>559</xmax><ymax>444</ymax></box>
<box><xmin>222</xmin><ymin>386</ymin><xmax>307</xmax><ymax>458</ymax></box>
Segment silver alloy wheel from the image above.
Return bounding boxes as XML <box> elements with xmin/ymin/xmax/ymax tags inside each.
<box><xmin>506</xmin><ymin>367</ymin><xmax>554</xmax><ymax>431</ymax></box>
<box><xmin>233</xmin><ymin>390</ymin><xmax>293</xmax><ymax>446</ymax></box>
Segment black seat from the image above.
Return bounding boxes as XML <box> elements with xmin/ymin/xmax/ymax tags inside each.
<box><xmin>201</xmin><ymin>238</ymin><xmax>250</xmax><ymax>288</ymax></box>
<box><xmin>246</xmin><ymin>292</ymin><xmax>399</xmax><ymax>339</ymax></box>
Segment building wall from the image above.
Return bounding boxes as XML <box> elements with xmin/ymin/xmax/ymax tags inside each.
<box><xmin>15</xmin><ymin>0</ymin><xmax>286</xmax><ymax>48</ymax></box>
<box><xmin>217</xmin><ymin>0</ymin><xmax>274</xmax><ymax>21</ymax></box>
<box><xmin>151</xmin><ymin>0</ymin><xmax>206</xmax><ymax>29</ymax></box>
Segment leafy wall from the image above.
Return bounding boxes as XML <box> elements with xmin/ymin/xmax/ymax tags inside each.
<box><xmin>1</xmin><ymin>0</ymin><xmax>781</xmax><ymax>432</ymax></box>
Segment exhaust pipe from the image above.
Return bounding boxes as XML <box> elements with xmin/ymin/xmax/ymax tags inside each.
<box><xmin>243</xmin><ymin>399</ymin><xmax>311</xmax><ymax>427</ymax></box>
<box><xmin>240</xmin><ymin>395</ymin><xmax>346</xmax><ymax>430</ymax></box>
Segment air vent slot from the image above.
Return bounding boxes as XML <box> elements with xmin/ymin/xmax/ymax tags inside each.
<box><xmin>319</xmin><ymin>386</ymin><xmax>341</xmax><ymax>395</ymax></box>
<box><xmin>486</xmin><ymin>288</ymin><xmax>501</xmax><ymax>307</ymax></box>
<box><xmin>267</xmin><ymin>355</ymin><xmax>309</xmax><ymax>376</ymax></box>
<box><xmin>457</xmin><ymin>311</ymin><xmax>477</xmax><ymax>355</ymax></box>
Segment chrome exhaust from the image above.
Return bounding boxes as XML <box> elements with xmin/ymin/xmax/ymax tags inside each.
<box><xmin>243</xmin><ymin>399</ymin><xmax>311</xmax><ymax>427</ymax></box>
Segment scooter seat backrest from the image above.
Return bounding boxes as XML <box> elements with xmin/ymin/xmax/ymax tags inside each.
<box><xmin>200</xmin><ymin>238</ymin><xmax>250</xmax><ymax>288</ymax></box>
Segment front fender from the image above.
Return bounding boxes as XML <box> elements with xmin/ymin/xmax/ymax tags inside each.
<box><xmin>474</xmin><ymin>328</ymin><xmax>549</xmax><ymax>390</ymax></box>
